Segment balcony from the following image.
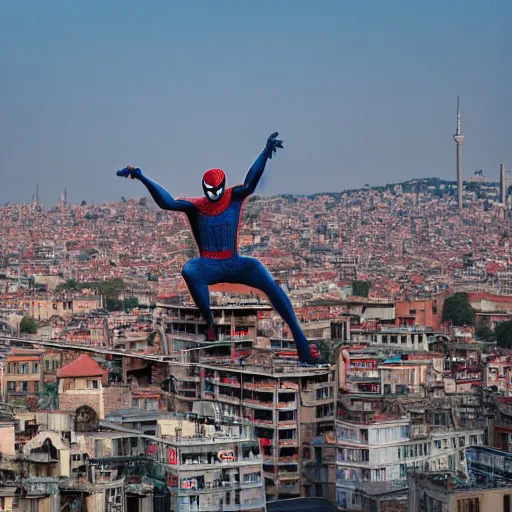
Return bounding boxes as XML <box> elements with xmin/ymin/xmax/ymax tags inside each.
<box><xmin>277</xmin><ymin>401</ymin><xmax>297</xmax><ymax>410</ymax></box>
<box><xmin>244</xmin><ymin>381</ymin><xmax>277</xmax><ymax>391</ymax></box>
<box><xmin>178</xmin><ymin>457</ymin><xmax>262</xmax><ymax>469</ymax></box>
<box><xmin>215</xmin><ymin>394</ymin><xmax>241</xmax><ymax>405</ymax></box>
<box><xmin>244</xmin><ymin>399</ymin><xmax>274</xmax><ymax>409</ymax></box>
<box><xmin>276</xmin><ymin>482</ymin><xmax>300</xmax><ymax>494</ymax></box>
<box><xmin>278</xmin><ymin>438</ymin><xmax>298</xmax><ymax>447</ymax></box>
<box><xmin>218</xmin><ymin>380</ymin><xmax>241</xmax><ymax>389</ymax></box>
<box><xmin>411</xmin><ymin>424</ymin><xmax>429</xmax><ymax>438</ymax></box>
<box><xmin>263</xmin><ymin>456</ymin><xmax>299</xmax><ymax>464</ymax></box>
<box><xmin>179</xmin><ymin>500</ymin><xmax>266</xmax><ymax>512</ymax></box>
<box><xmin>336</xmin><ymin>457</ymin><xmax>369</xmax><ymax>466</ymax></box>
<box><xmin>176</xmin><ymin>480</ymin><xmax>262</xmax><ymax>495</ymax></box>
<box><xmin>277</xmin><ymin>472</ymin><xmax>300</xmax><ymax>480</ymax></box>
<box><xmin>251</xmin><ymin>418</ymin><xmax>274</xmax><ymax>426</ymax></box>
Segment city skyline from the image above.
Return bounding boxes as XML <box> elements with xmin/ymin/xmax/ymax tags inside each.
<box><xmin>0</xmin><ymin>1</ymin><xmax>510</xmax><ymax>205</ymax></box>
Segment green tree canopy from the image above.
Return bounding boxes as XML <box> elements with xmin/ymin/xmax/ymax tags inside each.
<box><xmin>496</xmin><ymin>320</ymin><xmax>512</xmax><ymax>349</ymax></box>
<box><xmin>442</xmin><ymin>293</ymin><xmax>475</xmax><ymax>326</ymax></box>
<box><xmin>352</xmin><ymin>281</ymin><xmax>371</xmax><ymax>298</ymax></box>
<box><xmin>475</xmin><ymin>316</ymin><xmax>494</xmax><ymax>341</ymax></box>
<box><xmin>20</xmin><ymin>316</ymin><xmax>38</xmax><ymax>334</ymax></box>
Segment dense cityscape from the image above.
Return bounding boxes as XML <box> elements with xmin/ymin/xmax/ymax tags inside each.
<box><xmin>1</xmin><ymin>0</ymin><xmax>511</xmax><ymax>508</ymax></box>
<box><xmin>0</xmin><ymin>94</ymin><xmax>512</xmax><ymax>512</ymax></box>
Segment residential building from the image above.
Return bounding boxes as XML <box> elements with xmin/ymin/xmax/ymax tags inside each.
<box><xmin>4</xmin><ymin>349</ymin><xmax>43</xmax><ymax>408</ymax></box>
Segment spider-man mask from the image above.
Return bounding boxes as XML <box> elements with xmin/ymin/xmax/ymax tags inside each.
<box><xmin>202</xmin><ymin>168</ymin><xmax>226</xmax><ymax>202</ymax></box>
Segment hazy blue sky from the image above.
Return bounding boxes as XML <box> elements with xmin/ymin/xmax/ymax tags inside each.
<box><xmin>0</xmin><ymin>1</ymin><xmax>510</xmax><ymax>205</ymax></box>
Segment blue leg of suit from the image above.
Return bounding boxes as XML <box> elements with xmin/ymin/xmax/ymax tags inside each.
<box><xmin>182</xmin><ymin>256</ymin><xmax>311</xmax><ymax>362</ymax></box>
<box><xmin>181</xmin><ymin>258</ymin><xmax>223</xmax><ymax>327</ymax></box>
<box><xmin>226</xmin><ymin>256</ymin><xmax>311</xmax><ymax>363</ymax></box>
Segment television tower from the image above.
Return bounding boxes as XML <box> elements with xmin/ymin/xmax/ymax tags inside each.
<box><xmin>453</xmin><ymin>96</ymin><xmax>464</xmax><ymax>211</ymax></box>
<box><xmin>500</xmin><ymin>164</ymin><xmax>507</xmax><ymax>206</ymax></box>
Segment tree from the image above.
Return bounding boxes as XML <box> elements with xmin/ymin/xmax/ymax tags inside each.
<box><xmin>56</xmin><ymin>278</ymin><xmax>79</xmax><ymax>293</ymax></box>
<box><xmin>352</xmin><ymin>281</ymin><xmax>371</xmax><ymax>298</ymax></box>
<box><xmin>124</xmin><ymin>297</ymin><xmax>139</xmax><ymax>310</ymax></box>
<box><xmin>475</xmin><ymin>316</ymin><xmax>493</xmax><ymax>341</ymax></box>
<box><xmin>496</xmin><ymin>321</ymin><xmax>512</xmax><ymax>349</ymax></box>
<box><xmin>20</xmin><ymin>316</ymin><xmax>38</xmax><ymax>335</ymax></box>
<box><xmin>105</xmin><ymin>298</ymin><xmax>123</xmax><ymax>312</ymax></box>
<box><xmin>442</xmin><ymin>293</ymin><xmax>475</xmax><ymax>326</ymax></box>
<box><xmin>97</xmin><ymin>278</ymin><xmax>124</xmax><ymax>299</ymax></box>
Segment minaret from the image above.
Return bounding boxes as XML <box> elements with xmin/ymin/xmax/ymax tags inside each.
<box><xmin>500</xmin><ymin>164</ymin><xmax>507</xmax><ymax>206</ymax></box>
<box><xmin>453</xmin><ymin>96</ymin><xmax>465</xmax><ymax>210</ymax></box>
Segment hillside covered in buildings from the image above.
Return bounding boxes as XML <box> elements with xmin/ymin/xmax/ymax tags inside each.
<box><xmin>1</xmin><ymin>170</ymin><xmax>512</xmax><ymax>511</ymax></box>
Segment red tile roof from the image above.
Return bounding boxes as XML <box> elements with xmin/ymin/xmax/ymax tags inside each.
<box><xmin>57</xmin><ymin>354</ymin><xmax>103</xmax><ymax>378</ymax></box>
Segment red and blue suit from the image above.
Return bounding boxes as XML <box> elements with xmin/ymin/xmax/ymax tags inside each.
<box><xmin>117</xmin><ymin>133</ymin><xmax>314</xmax><ymax>363</ymax></box>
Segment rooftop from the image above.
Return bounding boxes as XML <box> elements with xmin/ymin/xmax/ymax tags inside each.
<box><xmin>57</xmin><ymin>354</ymin><xmax>104</xmax><ymax>378</ymax></box>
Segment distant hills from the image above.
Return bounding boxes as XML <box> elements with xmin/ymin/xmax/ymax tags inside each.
<box><xmin>275</xmin><ymin>176</ymin><xmax>501</xmax><ymax>201</ymax></box>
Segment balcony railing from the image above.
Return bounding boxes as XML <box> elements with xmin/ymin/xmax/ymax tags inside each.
<box><xmin>277</xmin><ymin>401</ymin><xmax>297</xmax><ymax>409</ymax></box>
<box><xmin>411</xmin><ymin>424</ymin><xmax>429</xmax><ymax>438</ymax></box>
<box><xmin>178</xmin><ymin>500</ymin><xmax>266</xmax><ymax>512</ymax></box>
<box><xmin>176</xmin><ymin>480</ymin><xmax>262</xmax><ymax>495</ymax></box>
<box><xmin>244</xmin><ymin>381</ymin><xmax>277</xmax><ymax>390</ymax></box>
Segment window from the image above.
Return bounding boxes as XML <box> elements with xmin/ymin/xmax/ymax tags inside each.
<box><xmin>146</xmin><ymin>399</ymin><xmax>158</xmax><ymax>411</ymax></box>
<box><xmin>428</xmin><ymin>497</ymin><xmax>443</xmax><ymax>512</ymax></box>
<box><xmin>72</xmin><ymin>454</ymin><xmax>81</xmax><ymax>461</ymax></box>
<box><xmin>316</xmin><ymin>403</ymin><xmax>333</xmax><ymax>418</ymax></box>
<box><xmin>400</xmin><ymin>426</ymin><xmax>409</xmax><ymax>438</ymax></box>
<box><xmin>470</xmin><ymin>435</ymin><xmax>478</xmax><ymax>446</ymax></box>
<box><xmin>459</xmin><ymin>437</ymin><xmax>465</xmax><ymax>447</ymax></box>
<box><xmin>19</xmin><ymin>363</ymin><xmax>28</xmax><ymax>374</ymax></box>
<box><xmin>45</xmin><ymin>360</ymin><xmax>50</xmax><ymax>370</ymax></box>
<box><xmin>20</xmin><ymin>382</ymin><xmax>28</xmax><ymax>392</ymax></box>
<box><xmin>32</xmin><ymin>363</ymin><xmax>39</xmax><ymax>374</ymax></box>
<box><xmin>243</xmin><ymin>472</ymin><xmax>260</xmax><ymax>484</ymax></box>
<box><xmin>434</xmin><ymin>440</ymin><xmax>441</xmax><ymax>450</ymax></box>
<box><xmin>87</xmin><ymin>380</ymin><xmax>98</xmax><ymax>389</ymax></box>
<box><xmin>7</xmin><ymin>382</ymin><xmax>16</xmax><ymax>392</ymax></box>
<box><xmin>34</xmin><ymin>382</ymin><xmax>39</xmax><ymax>393</ymax></box>
<box><xmin>504</xmin><ymin>495</ymin><xmax>512</xmax><ymax>512</ymax></box>
<box><xmin>457</xmin><ymin>498</ymin><xmax>480</xmax><ymax>512</ymax></box>
<box><xmin>374</xmin><ymin>469</ymin><xmax>385</xmax><ymax>481</ymax></box>
<box><xmin>433</xmin><ymin>412</ymin><xmax>447</xmax><ymax>426</ymax></box>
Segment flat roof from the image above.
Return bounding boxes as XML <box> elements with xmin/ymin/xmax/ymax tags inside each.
<box><xmin>157</xmin><ymin>303</ymin><xmax>272</xmax><ymax>310</ymax></box>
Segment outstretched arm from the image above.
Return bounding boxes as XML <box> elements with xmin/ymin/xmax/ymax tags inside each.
<box><xmin>116</xmin><ymin>167</ymin><xmax>194</xmax><ymax>212</ymax></box>
<box><xmin>233</xmin><ymin>132</ymin><xmax>283</xmax><ymax>198</ymax></box>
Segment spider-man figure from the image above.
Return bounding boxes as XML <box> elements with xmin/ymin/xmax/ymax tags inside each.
<box><xmin>117</xmin><ymin>133</ymin><xmax>315</xmax><ymax>363</ymax></box>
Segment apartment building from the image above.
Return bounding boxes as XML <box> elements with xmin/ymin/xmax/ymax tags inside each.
<box><xmin>4</xmin><ymin>349</ymin><xmax>43</xmax><ymax>408</ymax></box>
<box><xmin>334</xmin><ymin>417</ymin><xmax>486</xmax><ymax>510</ymax></box>
<box><xmin>165</xmin><ymin>422</ymin><xmax>266</xmax><ymax>512</ymax></box>
<box><xmin>156</xmin><ymin>302</ymin><xmax>335</xmax><ymax>501</ymax></box>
